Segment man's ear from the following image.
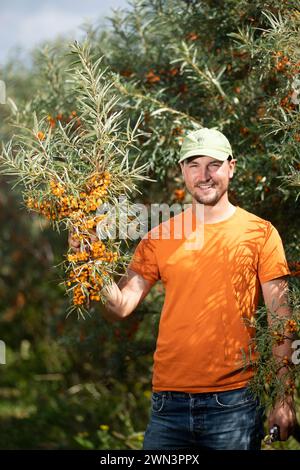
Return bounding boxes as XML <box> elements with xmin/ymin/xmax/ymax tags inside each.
<box><xmin>179</xmin><ymin>162</ymin><xmax>184</xmax><ymax>175</ymax></box>
<box><xmin>229</xmin><ymin>159</ymin><xmax>237</xmax><ymax>179</ymax></box>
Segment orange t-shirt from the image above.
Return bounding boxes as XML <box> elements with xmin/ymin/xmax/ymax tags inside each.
<box><xmin>128</xmin><ymin>205</ymin><xmax>290</xmax><ymax>393</ymax></box>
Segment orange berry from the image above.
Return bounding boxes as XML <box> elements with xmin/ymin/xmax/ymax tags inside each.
<box><xmin>145</xmin><ymin>70</ymin><xmax>160</xmax><ymax>84</ymax></box>
<box><xmin>37</xmin><ymin>131</ymin><xmax>45</xmax><ymax>140</ymax></box>
<box><xmin>174</xmin><ymin>188</ymin><xmax>185</xmax><ymax>201</ymax></box>
<box><xmin>282</xmin><ymin>355</ymin><xmax>290</xmax><ymax>366</ymax></box>
<box><xmin>186</xmin><ymin>32</ymin><xmax>199</xmax><ymax>41</ymax></box>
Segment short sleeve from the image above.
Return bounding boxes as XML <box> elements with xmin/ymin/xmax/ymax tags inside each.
<box><xmin>128</xmin><ymin>236</ymin><xmax>160</xmax><ymax>286</ymax></box>
<box><xmin>258</xmin><ymin>223</ymin><xmax>291</xmax><ymax>283</ymax></box>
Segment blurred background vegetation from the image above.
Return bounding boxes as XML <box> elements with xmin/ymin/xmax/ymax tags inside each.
<box><xmin>0</xmin><ymin>0</ymin><xmax>300</xmax><ymax>449</ymax></box>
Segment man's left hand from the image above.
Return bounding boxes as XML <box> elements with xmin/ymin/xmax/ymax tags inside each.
<box><xmin>268</xmin><ymin>395</ymin><xmax>297</xmax><ymax>441</ymax></box>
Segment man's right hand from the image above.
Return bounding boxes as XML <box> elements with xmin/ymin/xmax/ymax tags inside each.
<box><xmin>68</xmin><ymin>230</ymin><xmax>98</xmax><ymax>253</ymax></box>
<box><xmin>68</xmin><ymin>232</ymin><xmax>80</xmax><ymax>253</ymax></box>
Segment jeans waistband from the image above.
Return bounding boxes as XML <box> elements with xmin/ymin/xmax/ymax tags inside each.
<box><xmin>159</xmin><ymin>391</ymin><xmax>216</xmax><ymax>399</ymax></box>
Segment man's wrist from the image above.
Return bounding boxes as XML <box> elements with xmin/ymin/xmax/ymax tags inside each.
<box><xmin>274</xmin><ymin>392</ymin><xmax>295</xmax><ymax>408</ymax></box>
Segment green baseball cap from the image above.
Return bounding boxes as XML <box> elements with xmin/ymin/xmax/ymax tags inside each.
<box><xmin>178</xmin><ymin>127</ymin><xmax>233</xmax><ymax>163</ymax></box>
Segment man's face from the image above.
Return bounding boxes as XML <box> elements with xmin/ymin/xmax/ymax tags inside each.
<box><xmin>180</xmin><ymin>155</ymin><xmax>236</xmax><ymax>206</ymax></box>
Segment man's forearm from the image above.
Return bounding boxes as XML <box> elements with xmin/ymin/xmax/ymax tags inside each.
<box><xmin>95</xmin><ymin>270</ymin><xmax>149</xmax><ymax>323</ymax></box>
<box><xmin>99</xmin><ymin>281</ymin><xmax>125</xmax><ymax>322</ymax></box>
<box><xmin>99</xmin><ymin>302</ymin><xmax>124</xmax><ymax>323</ymax></box>
<box><xmin>269</xmin><ymin>309</ymin><xmax>294</xmax><ymax>369</ymax></box>
<box><xmin>268</xmin><ymin>300</ymin><xmax>295</xmax><ymax>393</ymax></box>
<box><xmin>263</xmin><ymin>277</ymin><xmax>295</xmax><ymax>392</ymax></box>
<box><xmin>272</xmin><ymin>338</ymin><xmax>294</xmax><ymax>378</ymax></box>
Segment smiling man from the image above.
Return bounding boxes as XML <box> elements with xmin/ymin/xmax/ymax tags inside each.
<box><xmin>178</xmin><ymin>128</ymin><xmax>237</xmax><ymax>223</ymax></box>
<box><xmin>69</xmin><ymin>127</ymin><xmax>296</xmax><ymax>450</ymax></box>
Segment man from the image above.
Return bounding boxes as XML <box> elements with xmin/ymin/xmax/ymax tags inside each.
<box><xmin>69</xmin><ymin>127</ymin><xmax>296</xmax><ymax>450</ymax></box>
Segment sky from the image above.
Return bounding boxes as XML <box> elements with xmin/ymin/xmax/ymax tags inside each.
<box><xmin>0</xmin><ymin>0</ymin><xmax>130</xmax><ymax>66</ymax></box>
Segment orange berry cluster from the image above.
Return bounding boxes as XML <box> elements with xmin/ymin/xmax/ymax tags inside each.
<box><xmin>47</xmin><ymin>111</ymin><xmax>81</xmax><ymax>129</ymax></box>
<box><xmin>26</xmin><ymin>197</ymin><xmax>56</xmax><ymax>220</ymax></box>
<box><xmin>83</xmin><ymin>172</ymin><xmax>111</xmax><ymax>211</ymax></box>
<box><xmin>90</xmin><ymin>240</ymin><xmax>119</xmax><ymax>263</ymax></box>
<box><xmin>68</xmin><ymin>265</ymin><xmax>104</xmax><ymax>305</ymax></box>
<box><xmin>273</xmin><ymin>51</ymin><xmax>300</xmax><ymax>76</ymax></box>
<box><xmin>173</xmin><ymin>188</ymin><xmax>185</xmax><ymax>201</ymax></box>
<box><xmin>26</xmin><ymin>171</ymin><xmax>111</xmax><ymax>221</ymax></box>
<box><xmin>67</xmin><ymin>251</ymin><xmax>89</xmax><ymax>262</ymax></box>
<box><xmin>280</xmin><ymin>91</ymin><xmax>296</xmax><ymax>112</ymax></box>
<box><xmin>172</xmin><ymin>126</ymin><xmax>184</xmax><ymax>136</ymax></box>
<box><xmin>70</xmin><ymin>215</ymin><xmax>106</xmax><ymax>237</ymax></box>
<box><xmin>36</xmin><ymin>110</ymin><xmax>81</xmax><ymax>141</ymax></box>
<box><xmin>286</xmin><ymin>379</ymin><xmax>296</xmax><ymax>395</ymax></box>
<box><xmin>145</xmin><ymin>70</ymin><xmax>160</xmax><ymax>84</ymax></box>
<box><xmin>274</xmin><ymin>52</ymin><xmax>291</xmax><ymax>72</ymax></box>
<box><xmin>67</xmin><ymin>240</ymin><xmax>119</xmax><ymax>306</ymax></box>
<box><xmin>285</xmin><ymin>319</ymin><xmax>298</xmax><ymax>333</ymax></box>
<box><xmin>90</xmin><ymin>240</ymin><xmax>106</xmax><ymax>258</ymax></box>
<box><xmin>271</xmin><ymin>330</ymin><xmax>285</xmax><ymax>345</ymax></box>
<box><xmin>50</xmin><ymin>180</ymin><xmax>65</xmax><ymax>197</ymax></box>
<box><xmin>144</xmin><ymin>67</ymin><xmax>181</xmax><ymax>86</ymax></box>
<box><xmin>26</xmin><ymin>171</ymin><xmax>120</xmax><ymax>308</ymax></box>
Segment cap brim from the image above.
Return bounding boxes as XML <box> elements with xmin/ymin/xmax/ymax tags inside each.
<box><xmin>179</xmin><ymin>148</ymin><xmax>230</xmax><ymax>163</ymax></box>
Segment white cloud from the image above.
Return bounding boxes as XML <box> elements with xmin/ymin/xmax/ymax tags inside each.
<box><xmin>0</xmin><ymin>0</ymin><xmax>130</xmax><ymax>65</ymax></box>
<box><xmin>7</xmin><ymin>8</ymin><xmax>83</xmax><ymax>45</ymax></box>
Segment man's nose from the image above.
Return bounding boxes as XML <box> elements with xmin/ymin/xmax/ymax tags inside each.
<box><xmin>196</xmin><ymin>166</ymin><xmax>211</xmax><ymax>182</ymax></box>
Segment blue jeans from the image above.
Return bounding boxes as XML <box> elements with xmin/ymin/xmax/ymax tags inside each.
<box><xmin>143</xmin><ymin>387</ymin><xmax>265</xmax><ymax>450</ymax></box>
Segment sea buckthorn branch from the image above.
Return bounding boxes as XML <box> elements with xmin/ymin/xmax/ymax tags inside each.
<box><xmin>242</xmin><ymin>289</ymin><xmax>300</xmax><ymax>407</ymax></box>
<box><xmin>0</xmin><ymin>41</ymin><xmax>152</xmax><ymax>318</ymax></box>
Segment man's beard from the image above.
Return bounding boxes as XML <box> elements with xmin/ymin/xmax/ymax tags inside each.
<box><xmin>189</xmin><ymin>183</ymin><xmax>228</xmax><ymax>206</ymax></box>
